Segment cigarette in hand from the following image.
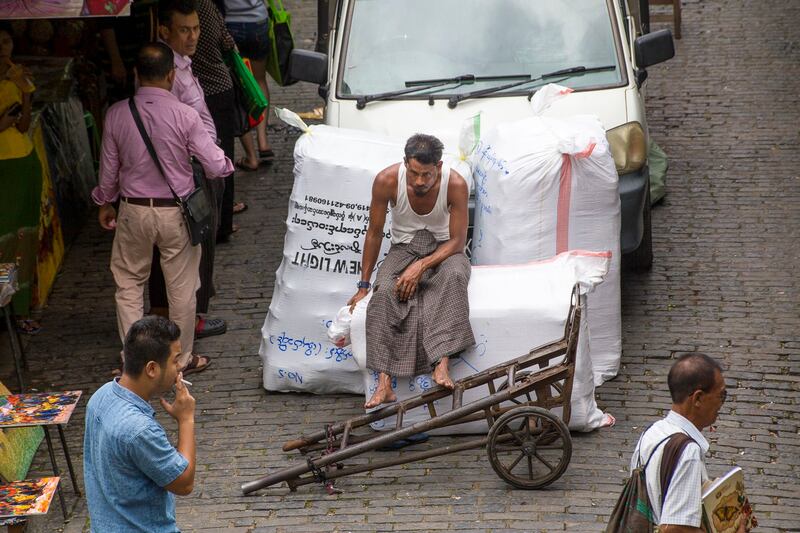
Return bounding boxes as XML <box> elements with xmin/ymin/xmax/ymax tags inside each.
<box><xmin>181</xmin><ymin>378</ymin><xmax>192</xmax><ymax>387</ymax></box>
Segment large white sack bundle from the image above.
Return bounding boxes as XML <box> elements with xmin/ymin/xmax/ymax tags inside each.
<box><xmin>470</xmin><ymin>85</ymin><xmax>621</xmax><ymax>386</ymax></box>
<box><xmin>260</xmin><ymin>110</ymin><xmax>477</xmax><ymax>394</ymax></box>
<box><xmin>351</xmin><ymin>250</ymin><xmax>615</xmax><ymax>433</ymax></box>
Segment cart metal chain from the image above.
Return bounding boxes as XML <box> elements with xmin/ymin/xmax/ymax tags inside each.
<box><xmin>323</xmin><ymin>425</ymin><xmax>343</xmax><ymax>495</ymax></box>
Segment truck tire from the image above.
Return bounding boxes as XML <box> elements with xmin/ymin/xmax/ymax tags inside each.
<box><xmin>626</xmin><ymin>188</ymin><xmax>653</xmax><ymax>271</ymax></box>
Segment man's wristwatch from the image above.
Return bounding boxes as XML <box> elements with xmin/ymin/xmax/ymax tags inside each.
<box><xmin>356</xmin><ymin>281</ymin><xmax>371</xmax><ymax>290</ymax></box>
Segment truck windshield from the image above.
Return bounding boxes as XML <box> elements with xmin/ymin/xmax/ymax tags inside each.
<box><xmin>340</xmin><ymin>0</ymin><xmax>624</xmax><ymax>98</ymax></box>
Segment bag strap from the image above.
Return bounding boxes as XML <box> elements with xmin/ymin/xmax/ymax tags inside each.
<box><xmin>659</xmin><ymin>433</ymin><xmax>696</xmax><ymax>506</ymax></box>
<box><xmin>128</xmin><ymin>97</ymin><xmax>181</xmax><ymax>204</ymax></box>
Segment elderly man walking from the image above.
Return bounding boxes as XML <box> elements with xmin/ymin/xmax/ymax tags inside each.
<box><xmin>92</xmin><ymin>42</ymin><xmax>233</xmax><ymax>373</ymax></box>
<box><xmin>348</xmin><ymin>134</ymin><xmax>474</xmax><ymax>408</ymax></box>
<box><xmin>627</xmin><ymin>353</ymin><xmax>748</xmax><ymax>533</ymax></box>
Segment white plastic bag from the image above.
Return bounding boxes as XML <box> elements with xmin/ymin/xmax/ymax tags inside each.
<box><xmin>327</xmin><ymin>306</ymin><xmax>353</xmax><ymax>348</ymax></box>
<box><xmin>471</xmin><ymin>87</ymin><xmax>621</xmax><ymax>386</ymax></box>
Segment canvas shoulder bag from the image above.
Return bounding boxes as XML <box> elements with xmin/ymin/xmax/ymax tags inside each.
<box><xmin>605</xmin><ymin>428</ymin><xmax>697</xmax><ymax>533</ymax></box>
<box><xmin>128</xmin><ymin>97</ymin><xmax>212</xmax><ymax>246</ymax></box>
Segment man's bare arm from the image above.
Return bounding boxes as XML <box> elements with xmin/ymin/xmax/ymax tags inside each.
<box><xmin>347</xmin><ymin>165</ymin><xmax>395</xmax><ymax>310</ymax></box>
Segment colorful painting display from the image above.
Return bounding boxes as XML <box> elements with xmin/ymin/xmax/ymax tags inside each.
<box><xmin>0</xmin><ymin>391</ymin><xmax>81</xmax><ymax>427</ymax></box>
<box><xmin>0</xmin><ymin>0</ymin><xmax>130</xmax><ymax>19</ymax></box>
<box><xmin>0</xmin><ymin>478</ymin><xmax>59</xmax><ymax>518</ymax></box>
<box><xmin>0</xmin><ymin>381</ymin><xmax>44</xmax><ymax>484</ymax></box>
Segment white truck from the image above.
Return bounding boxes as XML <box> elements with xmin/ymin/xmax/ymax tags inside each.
<box><xmin>289</xmin><ymin>0</ymin><xmax>674</xmax><ymax>269</ymax></box>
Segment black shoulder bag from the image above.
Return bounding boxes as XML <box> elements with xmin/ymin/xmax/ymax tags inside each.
<box><xmin>128</xmin><ymin>97</ymin><xmax>212</xmax><ymax>246</ymax></box>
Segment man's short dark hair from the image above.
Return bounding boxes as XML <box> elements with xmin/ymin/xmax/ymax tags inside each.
<box><xmin>123</xmin><ymin>316</ymin><xmax>181</xmax><ymax>377</ymax></box>
<box><xmin>404</xmin><ymin>134</ymin><xmax>444</xmax><ymax>165</ymax></box>
<box><xmin>135</xmin><ymin>43</ymin><xmax>175</xmax><ymax>82</ymax></box>
<box><xmin>0</xmin><ymin>21</ymin><xmax>13</xmax><ymax>36</ymax></box>
<box><xmin>158</xmin><ymin>0</ymin><xmax>198</xmax><ymax>27</ymax></box>
<box><xmin>667</xmin><ymin>352</ymin><xmax>723</xmax><ymax>403</ymax></box>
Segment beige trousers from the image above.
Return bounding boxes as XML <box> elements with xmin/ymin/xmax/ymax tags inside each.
<box><xmin>110</xmin><ymin>201</ymin><xmax>200</xmax><ymax>367</ymax></box>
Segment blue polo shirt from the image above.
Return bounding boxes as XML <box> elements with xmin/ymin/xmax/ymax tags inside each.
<box><xmin>83</xmin><ymin>379</ymin><xmax>188</xmax><ymax>533</ymax></box>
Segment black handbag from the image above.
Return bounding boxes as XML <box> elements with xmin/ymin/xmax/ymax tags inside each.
<box><xmin>128</xmin><ymin>97</ymin><xmax>212</xmax><ymax>246</ymax></box>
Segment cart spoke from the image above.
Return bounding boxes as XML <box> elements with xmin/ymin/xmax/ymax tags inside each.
<box><xmin>527</xmin><ymin>455</ymin><xmax>534</xmax><ymax>479</ymax></box>
<box><xmin>502</xmin><ymin>425</ymin><xmax>526</xmax><ymax>445</ymax></box>
<box><xmin>494</xmin><ymin>444</ymin><xmax>522</xmax><ymax>453</ymax></box>
<box><xmin>536</xmin><ymin>443</ymin><xmax>565</xmax><ymax>450</ymax></box>
<box><xmin>507</xmin><ymin>451</ymin><xmax>525</xmax><ymax>470</ymax></box>
<box><xmin>534</xmin><ymin>451</ymin><xmax>556</xmax><ymax>473</ymax></box>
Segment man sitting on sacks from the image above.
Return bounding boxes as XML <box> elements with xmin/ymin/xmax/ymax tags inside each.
<box><xmin>348</xmin><ymin>134</ymin><xmax>474</xmax><ymax>409</ymax></box>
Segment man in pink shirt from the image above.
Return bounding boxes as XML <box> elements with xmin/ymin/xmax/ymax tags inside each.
<box><xmin>92</xmin><ymin>42</ymin><xmax>234</xmax><ymax>372</ymax></box>
<box><xmin>146</xmin><ymin>0</ymin><xmax>231</xmax><ymax>351</ymax></box>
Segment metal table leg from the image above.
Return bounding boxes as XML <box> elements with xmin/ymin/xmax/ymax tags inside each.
<box><xmin>43</xmin><ymin>426</ymin><xmax>68</xmax><ymax>520</ymax></box>
<box><xmin>1</xmin><ymin>305</ymin><xmax>25</xmax><ymax>391</ymax></box>
<box><xmin>57</xmin><ymin>425</ymin><xmax>81</xmax><ymax>496</ymax></box>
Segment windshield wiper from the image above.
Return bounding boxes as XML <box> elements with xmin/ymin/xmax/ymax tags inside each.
<box><xmin>355</xmin><ymin>74</ymin><xmax>530</xmax><ymax>109</ymax></box>
<box><xmin>447</xmin><ymin>65</ymin><xmax>616</xmax><ymax>108</ymax></box>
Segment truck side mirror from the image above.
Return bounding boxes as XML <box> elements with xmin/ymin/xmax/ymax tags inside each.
<box><xmin>634</xmin><ymin>29</ymin><xmax>675</xmax><ymax>68</ymax></box>
<box><xmin>289</xmin><ymin>49</ymin><xmax>328</xmax><ymax>86</ymax></box>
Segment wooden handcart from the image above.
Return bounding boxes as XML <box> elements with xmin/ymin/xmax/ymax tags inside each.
<box><xmin>242</xmin><ymin>285</ymin><xmax>582</xmax><ymax>495</ymax></box>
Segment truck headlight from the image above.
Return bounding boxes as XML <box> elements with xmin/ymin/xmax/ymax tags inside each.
<box><xmin>607</xmin><ymin>122</ymin><xmax>646</xmax><ymax>174</ymax></box>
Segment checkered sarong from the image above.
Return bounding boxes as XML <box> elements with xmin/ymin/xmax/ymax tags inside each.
<box><xmin>366</xmin><ymin>230</ymin><xmax>475</xmax><ymax>377</ymax></box>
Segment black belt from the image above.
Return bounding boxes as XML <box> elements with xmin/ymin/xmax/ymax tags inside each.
<box><xmin>121</xmin><ymin>197</ymin><xmax>178</xmax><ymax>208</ymax></box>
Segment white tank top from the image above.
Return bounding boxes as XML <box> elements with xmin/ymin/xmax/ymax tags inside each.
<box><xmin>390</xmin><ymin>163</ymin><xmax>451</xmax><ymax>245</ymax></box>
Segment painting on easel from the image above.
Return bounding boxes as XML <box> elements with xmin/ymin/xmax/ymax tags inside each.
<box><xmin>0</xmin><ymin>478</ymin><xmax>59</xmax><ymax>518</ymax></box>
<box><xmin>0</xmin><ymin>392</ymin><xmax>82</xmax><ymax>427</ymax></box>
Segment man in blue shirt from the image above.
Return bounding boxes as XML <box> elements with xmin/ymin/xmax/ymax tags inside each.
<box><xmin>84</xmin><ymin>315</ymin><xmax>196</xmax><ymax>532</ymax></box>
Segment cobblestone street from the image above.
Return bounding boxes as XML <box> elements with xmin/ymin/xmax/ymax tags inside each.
<box><xmin>2</xmin><ymin>0</ymin><xmax>798</xmax><ymax>531</ymax></box>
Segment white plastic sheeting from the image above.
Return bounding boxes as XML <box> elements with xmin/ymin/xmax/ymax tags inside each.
<box><xmin>259</xmin><ymin>109</ymin><xmax>475</xmax><ymax>393</ymax></box>
<box><xmin>470</xmin><ymin>85</ymin><xmax>622</xmax><ymax>385</ymax></box>
<box><xmin>351</xmin><ymin>250</ymin><xmax>615</xmax><ymax>433</ymax></box>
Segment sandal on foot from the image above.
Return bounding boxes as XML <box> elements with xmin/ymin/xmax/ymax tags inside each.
<box><xmin>378</xmin><ymin>432</ymin><xmax>429</xmax><ymax>451</ymax></box>
<box><xmin>182</xmin><ymin>354</ymin><xmax>212</xmax><ymax>376</ymax></box>
<box><xmin>233</xmin><ymin>202</ymin><xmax>248</xmax><ymax>215</ymax></box>
<box><xmin>195</xmin><ymin>316</ymin><xmax>227</xmax><ymax>339</ymax></box>
<box><xmin>259</xmin><ymin>149</ymin><xmax>275</xmax><ymax>162</ymax></box>
<box><xmin>235</xmin><ymin>157</ymin><xmax>259</xmax><ymax>171</ymax></box>
<box><xmin>16</xmin><ymin>319</ymin><xmax>41</xmax><ymax>335</ymax></box>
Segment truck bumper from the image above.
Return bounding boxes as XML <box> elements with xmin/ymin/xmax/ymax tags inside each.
<box><xmin>619</xmin><ymin>165</ymin><xmax>650</xmax><ymax>255</ymax></box>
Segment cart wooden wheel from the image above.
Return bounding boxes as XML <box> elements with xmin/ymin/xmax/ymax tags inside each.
<box><xmin>486</xmin><ymin>406</ymin><xmax>572</xmax><ymax>489</ymax></box>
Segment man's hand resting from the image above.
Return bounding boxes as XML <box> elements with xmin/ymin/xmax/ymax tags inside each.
<box><xmin>395</xmin><ymin>260</ymin><xmax>426</xmax><ymax>302</ymax></box>
<box><xmin>98</xmin><ymin>204</ymin><xmax>117</xmax><ymax>230</ymax></box>
<box><xmin>348</xmin><ymin>287</ymin><xmax>370</xmax><ymax>313</ymax></box>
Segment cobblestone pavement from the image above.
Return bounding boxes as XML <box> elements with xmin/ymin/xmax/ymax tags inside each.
<box><xmin>1</xmin><ymin>0</ymin><xmax>798</xmax><ymax>531</ymax></box>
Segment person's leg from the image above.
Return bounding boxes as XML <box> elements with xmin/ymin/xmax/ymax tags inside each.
<box><xmin>431</xmin><ymin>356</ymin><xmax>454</xmax><ymax>389</ymax></box>
<box><xmin>205</xmin><ymin>89</ymin><xmax>237</xmax><ymax>239</ymax></box>
<box><xmin>147</xmin><ymin>247</ymin><xmax>169</xmax><ymax>316</ymax></box>
<box><xmin>423</xmin><ymin>253</ymin><xmax>474</xmax><ymax>390</ymax></box>
<box><xmin>248</xmin><ymin>57</ymin><xmax>272</xmax><ymax>155</ymax></box>
<box><xmin>154</xmin><ymin>207</ymin><xmax>202</xmax><ymax>369</ymax></box>
<box><xmin>110</xmin><ymin>202</ymin><xmax>157</xmax><ymax>348</ymax></box>
<box><xmin>365</xmin><ymin>372</ymin><xmax>396</xmax><ymax>409</ymax></box>
<box><xmin>237</xmin><ymin>131</ymin><xmax>260</xmax><ymax>169</ymax></box>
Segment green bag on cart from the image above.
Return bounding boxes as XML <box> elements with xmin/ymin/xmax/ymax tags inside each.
<box><xmin>265</xmin><ymin>0</ymin><xmax>297</xmax><ymax>86</ymax></box>
<box><xmin>224</xmin><ymin>49</ymin><xmax>268</xmax><ymax>128</ymax></box>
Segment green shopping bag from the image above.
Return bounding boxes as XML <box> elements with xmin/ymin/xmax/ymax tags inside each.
<box><xmin>224</xmin><ymin>49</ymin><xmax>268</xmax><ymax>129</ymax></box>
<box><xmin>265</xmin><ymin>0</ymin><xmax>297</xmax><ymax>86</ymax></box>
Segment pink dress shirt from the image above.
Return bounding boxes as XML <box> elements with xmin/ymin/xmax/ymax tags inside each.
<box><xmin>91</xmin><ymin>87</ymin><xmax>234</xmax><ymax>205</ymax></box>
<box><xmin>171</xmin><ymin>48</ymin><xmax>217</xmax><ymax>141</ymax></box>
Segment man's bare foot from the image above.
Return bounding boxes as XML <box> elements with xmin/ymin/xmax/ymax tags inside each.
<box><xmin>432</xmin><ymin>357</ymin><xmax>455</xmax><ymax>389</ymax></box>
<box><xmin>365</xmin><ymin>373</ymin><xmax>396</xmax><ymax>409</ymax></box>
